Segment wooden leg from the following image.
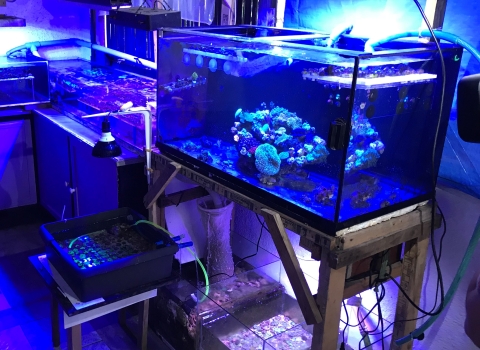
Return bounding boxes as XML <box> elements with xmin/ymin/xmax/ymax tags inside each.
<box><xmin>67</xmin><ymin>324</ymin><xmax>82</xmax><ymax>350</ymax></box>
<box><xmin>50</xmin><ymin>299</ymin><xmax>60</xmax><ymax>349</ymax></box>
<box><xmin>118</xmin><ymin>308</ymin><xmax>127</xmax><ymax>328</ymax></box>
<box><xmin>261</xmin><ymin>209</ymin><xmax>322</xmax><ymax>325</ymax></box>
<box><xmin>312</xmin><ymin>248</ymin><xmax>347</xmax><ymax>350</ymax></box>
<box><xmin>138</xmin><ymin>299</ymin><xmax>150</xmax><ymax>350</ymax></box>
<box><xmin>390</xmin><ymin>237</ymin><xmax>430</xmax><ymax>350</ymax></box>
<box><xmin>144</xmin><ymin>162</ymin><xmax>181</xmax><ymax>211</ymax></box>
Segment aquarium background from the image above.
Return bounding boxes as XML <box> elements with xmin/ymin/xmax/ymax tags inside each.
<box><xmin>156</xmin><ymin>29</ymin><xmax>461</xmax><ymax>234</ymax></box>
<box><xmin>284</xmin><ymin>0</ymin><xmax>480</xmax><ymax>201</ymax></box>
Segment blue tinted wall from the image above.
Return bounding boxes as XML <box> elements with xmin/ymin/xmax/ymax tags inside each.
<box><xmin>285</xmin><ymin>0</ymin><xmax>480</xmax><ymax>198</ymax></box>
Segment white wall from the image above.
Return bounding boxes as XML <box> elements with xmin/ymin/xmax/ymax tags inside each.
<box><xmin>0</xmin><ymin>0</ymin><xmax>91</xmax><ymax>58</ymax></box>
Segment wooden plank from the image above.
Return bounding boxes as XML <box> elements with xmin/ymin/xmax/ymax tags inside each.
<box><xmin>312</xmin><ymin>247</ymin><xmax>347</xmax><ymax>350</ymax></box>
<box><xmin>143</xmin><ymin>162</ymin><xmax>181</xmax><ymax>209</ymax></box>
<box><xmin>138</xmin><ymin>299</ymin><xmax>149</xmax><ymax>350</ymax></box>
<box><xmin>424</xmin><ymin>0</ymin><xmax>448</xmax><ymax>29</ymax></box>
<box><xmin>51</xmin><ymin>300</ymin><xmax>60</xmax><ymax>348</ymax></box>
<box><xmin>343</xmin><ymin>261</ymin><xmax>402</xmax><ymax>300</ymax></box>
<box><xmin>390</xmin><ymin>237</ymin><xmax>430</xmax><ymax>350</ymax></box>
<box><xmin>299</xmin><ymin>236</ymin><xmax>322</xmax><ymax>260</ymax></box>
<box><xmin>261</xmin><ymin>208</ymin><xmax>322</xmax><ymax>325</ymax></box>
<box><xmin>339</xmin><ymin>205</ymin><xmax>432</xmax><ymax>250</ymax></box>
<box><xmin>67</xmin><ymin>325</ymin><xmax>82</xmax><ymax>350</ymax></box>
<box><xmin>152</xmin><ymin>151</ymin><xmax>332</xmax><ymax>245</ymax></box>
<box><xmin>157</xmin><ymin>186</ymin><xmax>209</xmax><ymax>208</ymax></box>
<box><xmin>330</xmin><ymin>221</ymin><xmax>430</xmax><ymax>269</ymax></box>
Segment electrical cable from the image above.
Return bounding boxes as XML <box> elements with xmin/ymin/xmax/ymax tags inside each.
<box><xmin>412</xmin><ymin>0</ymin><xmax>447</xmax><ymax>319</ymax></box>
<box><xmin>341</xmin><ymin>300</ymin><xmax>349</xmax><ymax>348</ymax></box>
<box><xmin>376</xmin><ymin>287</ymin><xmax>385</xmax><ymax>350</ymax></box>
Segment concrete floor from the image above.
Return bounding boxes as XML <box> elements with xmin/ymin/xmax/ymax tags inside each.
<box><xmin>0</xmin><ymin>185</ymin><xmax>479</xmax><ymax>349</ymax></box>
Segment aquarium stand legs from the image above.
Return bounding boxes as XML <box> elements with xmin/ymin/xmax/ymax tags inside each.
<box><xmin>261</xmin><ymin>208</ymin><xmax>323</xmax><ymax>325</ymax></box>
<box><xmin>307</xmin><ymin>204</ymin><xmax>435</xmax><ymax>350</ymax></box>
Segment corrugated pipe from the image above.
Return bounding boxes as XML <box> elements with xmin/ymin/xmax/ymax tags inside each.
<box><xmin>6</xmin><ymin>39</ymin><xmax>157</xmax><ymax>70</ymax></box>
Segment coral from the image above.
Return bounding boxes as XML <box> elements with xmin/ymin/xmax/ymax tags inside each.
<box><xmin>255</xmin><ymin>144</ymin><xmax>281</xmax><ymax>176</ymax></box>
<box><xmin>344</xmin><ymin>98</ymin><xmax>385</xmax><ymax>173</ymax></box>
<box><xmin>197</xmin><ymin>150</ymin><xmax>213</xmax><ymax>163</ymax></box>
<box><xmin>182</xmin><ymin>140</ymin><xmax>200</xmax><ymax>152</ymax></box>
<box><xmin>231</xmin><ymin>103</ymin><xmax>329</xmax><ymax>182</ymax></box>
<box><xmin>314</xmin><ymin>185</ymin><xmax>336</xmax><ymax>206</ymax></box>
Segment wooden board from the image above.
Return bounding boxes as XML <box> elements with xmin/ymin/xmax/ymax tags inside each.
<box><xmin>143</xmin><ymin>162</ymin><xmax>181</xmax><ymax>209</ymax></box>
<box><xmin>338</xmin><ymin>204</ymin><xmax>433</xmax><ymax>250</ymax></box>
<box><xmin>329</xmin><ymin>221</ymin><xmax>430</xmax><ymax>269</ymax></box>
<box><xmin>312</xmin><ymin>247</ymin><xmax>347</xmax><ymax>350</ymax></box>
<box><xmin>391</xmin><ymin>237</ymin><xmax>430</xmax><ymax>350</ymax></box>
<box><xmin>261</xmin><ymin>208</ymin><xmax>323</xmax><ymax>325</ymax></box>
<box><xmin>425</xmin><ymin>0</ymin><xmax>448</xmax><ymax>29</ymax></box>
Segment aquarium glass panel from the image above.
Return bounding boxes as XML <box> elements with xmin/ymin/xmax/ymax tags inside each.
<box><xmin>0</xmin><ymin>57</ymin><xmax>50</xmax><ymax>107</ymax></box>
<box><xmin>156</xmin><ymin>27</ymin><xmax>462</xmax><ymax>234</ymax></box>
<box><xmin>157</xmin><ymin>31</ymin><xmax>355</xmax><ymax>225</ymax></box>
<box><xmin>198</xmin><ymin>265</ymin><xmax>312</xmax><ymax>350</ymax></box>
<box><xmin>337</xmin><ymin>50</ymin><xmax>459</xmax><ymax>223</ymax></box>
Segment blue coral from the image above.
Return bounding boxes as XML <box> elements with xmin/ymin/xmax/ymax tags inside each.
<box><xmin>255</xmin><ymin>144</ymin><xmax>281</xmax><ymax>176</ymax></box>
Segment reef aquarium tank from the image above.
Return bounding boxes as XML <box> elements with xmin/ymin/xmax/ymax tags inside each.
<box><xmin>155</xmin><ymin>26</ymin><xmax>462</xmax><ymax>236</ymax></box>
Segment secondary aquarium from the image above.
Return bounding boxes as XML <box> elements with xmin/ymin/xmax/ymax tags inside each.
<box><xmin>0</xmin><ymin>56</ymin><xmax>50</xmax><ymax>107</ymax></box>
<box><xmin>49</xmin><ymin>60</ymin><xmax>156</xmax><ymax>149</ymax></box>
<box><xmin>155</xmin><ymin>27</ymin><xmax>462</xmax><ymax>235</ymax></box>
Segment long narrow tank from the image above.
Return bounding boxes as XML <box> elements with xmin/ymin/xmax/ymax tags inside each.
<box><xmin>155</xmin><ymin>26</ymin><xmax>462</xmax><ymax>236</ymax></box>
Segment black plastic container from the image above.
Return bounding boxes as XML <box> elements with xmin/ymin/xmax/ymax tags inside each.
<box><xmin>40</xmin><ymin>207</ymin><xmax>178</xmax><ymax>301</ymax></box>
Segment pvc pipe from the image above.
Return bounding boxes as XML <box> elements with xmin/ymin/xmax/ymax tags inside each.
<box><xmin>82</xmin><ymin>108</ymin><xmax>153</xmax><ymax>184</ymax></box>
<box><xmin>365</xmin><ymin>30</ymin><xmax>480</xmax><ymax>64</ymax></box>
<box><xmin>395</xmin><ymin>216</ymin><xmax>480</xmax><ymax>345</ymax></box>
<box><xmin>6</xmin><ymin>38</ymin><xmax>157</xmax><ymax>70</ymax></box>
<box><xmin>326</xmin><ymin>23</ymin><xmax>354</xmax><ymax>48</ymax></box>
<box><xmin>29</xmin><ymin>45</ymin><xmax>40</xmax><ymax>58</ymax></box>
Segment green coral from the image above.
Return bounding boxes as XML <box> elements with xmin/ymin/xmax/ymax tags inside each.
<box><xmin>255</xmin><ymin>144</ymin><xmax>281</xmax><ymax>176</ymax></box>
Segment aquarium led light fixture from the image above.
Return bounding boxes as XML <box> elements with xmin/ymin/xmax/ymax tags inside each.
<box><xmin>303</xmin><ymin>73</ymin><xmax>437</xmax><ymax>89</ymax></box>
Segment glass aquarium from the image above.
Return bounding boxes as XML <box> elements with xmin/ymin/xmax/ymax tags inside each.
<box><xmin>0</xmin><ymin>56</ymin><xmax>50</xmax><ymax>107</ymax></box>
<box><xmin>49</xmin><ymin>60</ymin><xmax>156</xmax><ymax>149</ymax></box>
<box><xmin>198</xmin><ymin>265</ymin><xmax>313</xmax><ymax>350</ymax></box>
<box><xmin>150</xmin><ymin>232</ymin><xmax>282</xmax><ymax>350</ymax></box>
<box><xmin>155</xmin><ymin>27</ymin><xmax>462</xmax><ymax>235</ymax></box>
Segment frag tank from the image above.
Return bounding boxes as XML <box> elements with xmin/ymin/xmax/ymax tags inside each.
<box><xmin>49</xmin><ymin>60</ymin><xmax>157</xmax><ymax>149</ymax></box>
<box><xmin>0</xmin><ymin>56</ymin><xmax>50</xmax><ymax>107</ymax></box>
<box><xmin>155</xmin><ymin>26</ymin><xmax>462</xmax><ymax>235</ymax></box>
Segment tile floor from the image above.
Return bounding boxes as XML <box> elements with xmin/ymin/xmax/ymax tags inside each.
<box><xmin>0</xmin><ymin>185</ymin><xmax>479</xmax><ymax>349</ymax></box>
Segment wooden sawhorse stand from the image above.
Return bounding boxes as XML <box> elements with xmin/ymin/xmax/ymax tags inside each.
<box><xmin>144</xmin><ymin>157</ymin><xmax>435</xmax><ymax>350</ymax></box>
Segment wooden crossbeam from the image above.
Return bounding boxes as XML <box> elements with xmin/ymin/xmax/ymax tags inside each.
<box><xmin>261</xmin><ymin>208</ymin><xmax>323</xmax><ymax>325</ymax></box>
<box><xmin>424</xmin><ymin>0</ymin><xmax>448</xmax><ymax>29</ymax></box>
<box><xmin>143</xmin><ymin>162</ymin><xmax>181</xmax><ymax>209</ymax></box>
<box><xmin>157</xmin><ymin>186</ymin><xmax>209</xmax><ymax>208</ymax></box>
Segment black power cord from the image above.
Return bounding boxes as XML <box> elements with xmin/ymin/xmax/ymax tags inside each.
<box><xmin>413</xmin><ymin>0</ymin><xmax>447</xmax><ymax>319</ymax></box>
